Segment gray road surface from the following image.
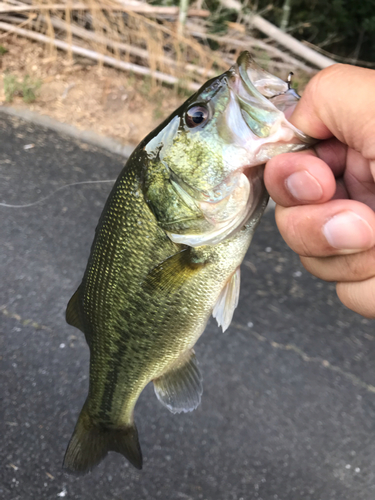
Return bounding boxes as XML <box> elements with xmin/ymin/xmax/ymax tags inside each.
<box><xmin>1</xmin><ymin>114</ymin><xmax>375</xmax><ymax>500</ymax></box>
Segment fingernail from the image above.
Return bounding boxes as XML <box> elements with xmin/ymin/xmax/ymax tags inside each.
<box><xmin>323</xmin><ymin>211</ymin><xmax>374</xmax><ymax>251</ymax></box>
<box><xmin>286</xmin><ymin>170</ymin><xmax>323</xmax><ymax>202</ymax></box>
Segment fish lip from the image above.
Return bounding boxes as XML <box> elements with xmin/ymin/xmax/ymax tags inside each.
<box><xmin>227</xmin><ymin>51</ymin><xmax>288</xmax><ymax>140</ymax></box>
<box><xmin>227</xmin><ymin>54</ymin><xmax>246</xmax><ymax>95</ymax></box>
<box><xmin>230</xmin><ymin>50</ymin><xmax>290</xmax><ymax>100</ymax></box>
<box><xmin>228</xmin><ymin>51</ymin><xmax>316</xmax><ymax>145</ymax></box>
<box><xmin>228</xmin><ymin>51</ymin><xmax>264</xmax><ymax>97</ymax></box>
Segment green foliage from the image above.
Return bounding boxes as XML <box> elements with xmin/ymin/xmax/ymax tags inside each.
<box><xmin>21</xmin><ymin>75</ymin><xmax>42</xmax><ymax>103</ymax></box>
<box><xmin>152</xmin><ymin>0</ymin><xmax>374</xmax><ymax>64</ymax></box>
<box><xmin>3</xmin><ymin>74</ymin><xmax>18</xmax><ymax>102</ymax></box>
<box><xmin>0</xmin><ymin>45</ymin><xmax>8</xmax><ymax>55</ymax></box>
<box><xmin>208</xmin><ymin>8</ymin><xmax>238</xmax><ymax>34</ymax></box>
<box><xmin>255</xmin><ymin>0</ymin><xmax>375</xmax><ymax>63</ymax></box>
<box><xmin>3</xmin><ymin>73</ymin><xmax>42</xmax><ymax>103</ymax></box>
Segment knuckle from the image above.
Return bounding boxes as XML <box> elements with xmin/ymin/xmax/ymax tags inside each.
<box><xmin>305</xmin><ymin>64</ymin><xmax>347</xmax><ymax>123</ymax></box>
<box><xmin>276</xmin><ymin>207</ymin><xmax>316</xmax><ymax>257</ymax></box>
<box><xmin>344</xmin><ymin>255</ymin><xmax>366</xmax><ymax>279</ymax></box>
<box><xmin>300</xmin><ymin>256</ymin><xmax>332</xmax><ymax>280</ymax></box>
<box><xmin>343</xmin><ymin>248</ymin><xmax>375</xmax><ymax>280</ymax></box>
<box><xmin>289</xmin><ymin>216</ymin><xmax>314</xmax><ymax>256</ymax></box>
<box><xmin>307</xmin><ymin>64</ymin><xmax>345</xmax><ymax>98</ymax></box>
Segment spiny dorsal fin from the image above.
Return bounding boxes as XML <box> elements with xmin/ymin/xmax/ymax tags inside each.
<box><xmin>142</xmin><ymin>249</ymin><xmax>205</xmax><ymax>295</ymax></box>
<box><xmin>212</xmin><ymin>267</ymin><xmax>241</xmax><ymax>332</ymax></box>
<box><xmin>66</xmin><ymin>287</ymin><xmax>84</xmax><ymax>333</ymax></box>
<box><xmin>153</xmin><ymin>349</ymin><xmax>203</xmax><ymax>414</ymax></box>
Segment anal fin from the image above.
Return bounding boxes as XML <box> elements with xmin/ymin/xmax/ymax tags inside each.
<box><xmin>153</xmin><ymin>349</ymin><xmax>203</xmax><ymax>414</ymax></box>
<box><xmin>212</xmin><ymin>267</ymin><xmax>241</xmax><ymax>332</ymax></box>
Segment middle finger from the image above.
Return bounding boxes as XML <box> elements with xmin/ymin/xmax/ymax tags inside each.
<box><xmin>301</xmin><ymin>248</ymin><xmax>375</xmax><ymax>283</ymax></box>
<box><xmin>275</xmin><ymin>199</ymin><xmax>375</xmax><ymax>257</ymax></box>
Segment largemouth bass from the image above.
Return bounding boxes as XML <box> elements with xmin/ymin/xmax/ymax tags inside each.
<box><xmin>63</xmin><ymin>52</ymin><xmax>313</xmax><ymax>473</ymax></box>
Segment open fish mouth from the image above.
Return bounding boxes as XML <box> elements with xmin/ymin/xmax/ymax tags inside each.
<box><xmin>229</xmin><ymin>51</ymin><xmax>316</xmax><ymax>147</ymax></box>
<box><xmin>166</xmin><ymin>51</ymin><xmax>316</xmax><ymax>248</ymax></box>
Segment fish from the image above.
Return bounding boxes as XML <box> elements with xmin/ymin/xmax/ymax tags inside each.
<box><xmin>63</xmin><ymin>51</ymin><xmax>314</xmax><ymax>474</ymax></box>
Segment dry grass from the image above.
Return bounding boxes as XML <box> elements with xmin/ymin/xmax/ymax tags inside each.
<box><xmin>0</xmin><ymin>1</ymin><xmax>314</xmax><ymax>145</ymax></box>
<box><xmin>0</xmin><ymin>0</ymin><xmax>314</xmax><ymax>89</ymax></box>
<box><xmin>0</xmin><ymin>0</ymin><xmax>227</xmax><ymax>88</ymax></box>
<box><xmin>0</xmin><ymin>35</ymin><xmax>186</xmax><ymax>145</ymax></box>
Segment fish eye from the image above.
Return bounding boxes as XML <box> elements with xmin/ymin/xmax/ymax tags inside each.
<box><xmin>185</xmin><ymin>105</ymin><xmax>209</xmax><ymax>128</ymax></box>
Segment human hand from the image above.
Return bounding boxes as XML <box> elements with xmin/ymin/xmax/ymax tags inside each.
<box><xmin>264</xmin><ymin>64</ymin><xmax>375</xmax><ymax>318</ymax></box>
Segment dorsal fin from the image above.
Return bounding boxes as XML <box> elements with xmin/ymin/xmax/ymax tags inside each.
<box><xmin>66</xmin><ymin>287</ymin><xmax>85</xmax><ymax>333</ymax></box>
<box><xmin>153</xmin><ymin>349</ymin><xmax>203</xmax><ymax>414</ymax></box>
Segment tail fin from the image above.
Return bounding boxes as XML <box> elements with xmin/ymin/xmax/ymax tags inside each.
<box><xmin>63</xmin><ymin>403</ymin><xmax>143</xmax><ymax>474</ymax></box>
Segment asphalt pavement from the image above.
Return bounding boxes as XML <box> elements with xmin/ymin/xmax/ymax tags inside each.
<box><xmin>1</xmin><ymin>113</ymin><xmax>375</xmax><ymax>500</ymax></box>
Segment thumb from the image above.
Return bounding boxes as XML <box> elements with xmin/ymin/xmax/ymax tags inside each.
<box><xmin>290</xmin><ymin>64</ymin><xmax>375</xmax><ymax>159</ymax></box>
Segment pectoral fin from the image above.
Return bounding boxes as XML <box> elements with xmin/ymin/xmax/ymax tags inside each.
<box><xmin>142</xmin><ymin>249</ymin><xmax>206</xmax><ymax>295</ymax></box>
<box><xmin>212</xmin><ymin>267</ymin><xmax>241</xmax><ymax>332</ymax></box>
<box><xmin>153</xmin><ymin>349</ymin><xmax>203</xmax><ymax>414</ymax></box>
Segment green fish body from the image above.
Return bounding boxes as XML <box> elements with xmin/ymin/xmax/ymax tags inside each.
<box><xmin>63</xmin><ymin>52</ymin><xmax>313</xmax><ymax>473</ymax></box>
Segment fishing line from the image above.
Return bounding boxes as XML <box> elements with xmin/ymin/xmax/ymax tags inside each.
<box><xmin>0</xmin><ymin>179</ymin><xmax>116</xmax><ymax>208</ymax></box>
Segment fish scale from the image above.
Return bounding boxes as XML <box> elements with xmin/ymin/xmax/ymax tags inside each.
<box><xmin>63</xmin><ymin>51</ymin><xmax>313</xmax><ymax>473</ymax></box>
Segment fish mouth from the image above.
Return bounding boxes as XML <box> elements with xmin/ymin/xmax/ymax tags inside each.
<box><xmin>229</xmin><ymin>51</ymin><xmax>315</xmax><ymax>145</ymax></box>
<box><xmin>167</xmin><ymin>52</ymin><xmax>316</xmax><ymax>247</ymax></box>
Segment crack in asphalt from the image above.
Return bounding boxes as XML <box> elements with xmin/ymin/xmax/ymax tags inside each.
<box><xmin>232</xmin><ymin>321</ymin><xmax>375</xmax><ymax>394</ymax></box>
<box><xmin>3</xmin><ymin>306</ymin><xmax>375</xmax><ymax>395</ymax></box>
